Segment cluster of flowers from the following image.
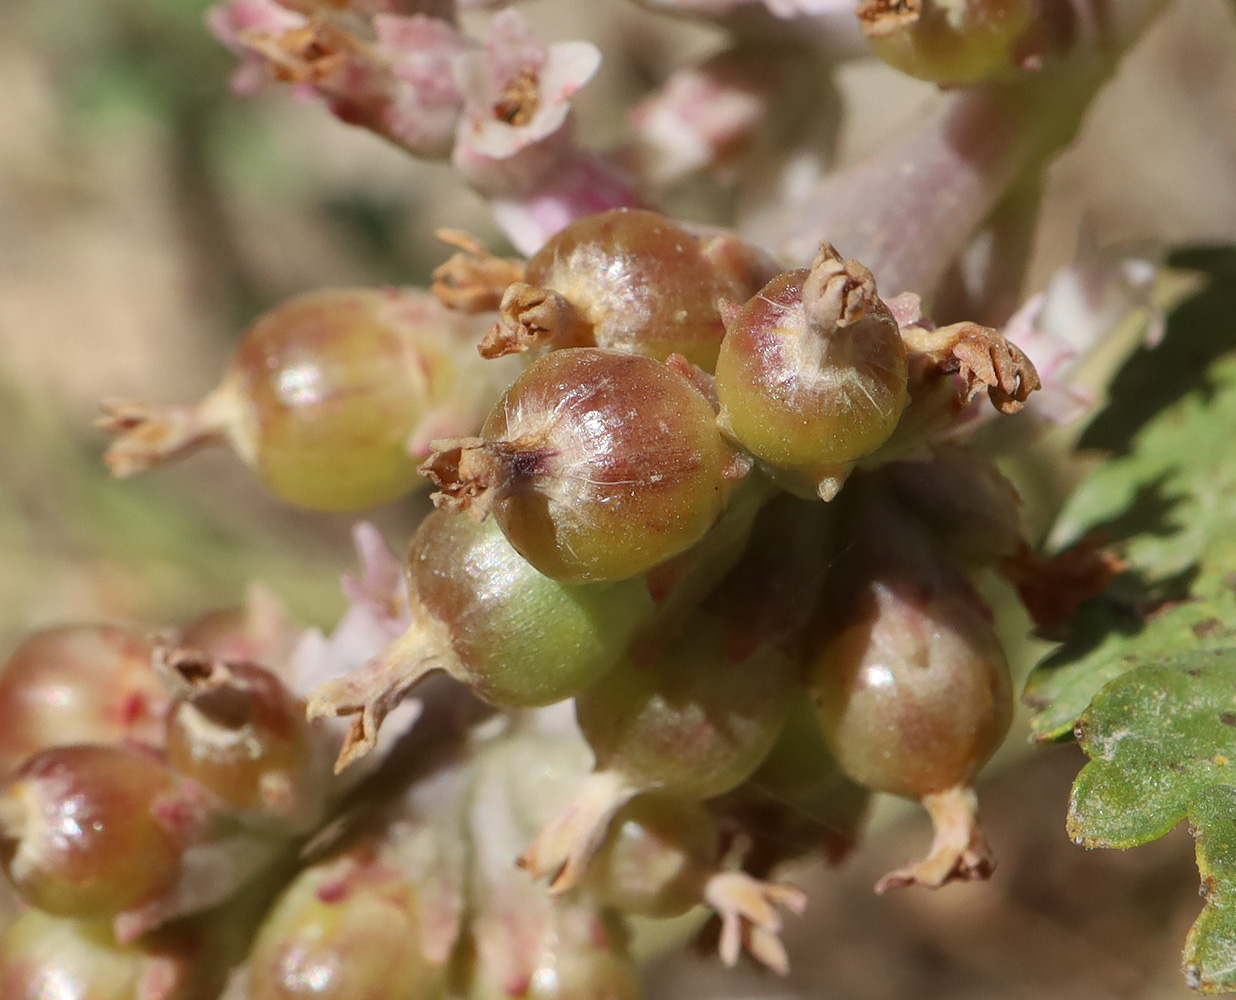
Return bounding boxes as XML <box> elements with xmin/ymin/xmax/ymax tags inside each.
<box><xmin>0</xmin><ymin>0</ymin><xmax>1179</xmax><ymax>992</ymax></box>
<box><xmin>0</xmin><ymin>202</ymin><xmax>1096</xmax><ymax>998</ymax></box>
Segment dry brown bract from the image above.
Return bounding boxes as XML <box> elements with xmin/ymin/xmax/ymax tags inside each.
<box><xmin>901</xmin><ymin>321</ymin><xmax>1041</xmax><ymax>414</ymax></box>
<box><xmin>430</xmin><ymin>230</ymin><xmax>527</xmax><ymax>315</ymax></box>
<box><xmin>857</xmin><ymin>0</ymin><xmax>924</xmax><ymax>36</ymax></box>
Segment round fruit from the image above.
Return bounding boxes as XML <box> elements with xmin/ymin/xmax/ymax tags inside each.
<box><xmin>482</xmin><ymin>207</ymin><xmax>774</xmax><ymax>370</ymax></box>
<box><xmin>101</xmin><ymin>288</ymin><xmax>503</xmax><ymax>511</ymax></box>
<box><xmin>715</xmin><ymin>246</ymin><xmax>908</xmax><ymax>500</ymax></box>
<box><xmin>422</xmin><ymin>348</ymin><xmax>735</xmax><ymax>583</ymax></box>
<box><xmin>0</xmin><ymin>745</ymin><xmax>186</xmax><ymax>919</ymax></box>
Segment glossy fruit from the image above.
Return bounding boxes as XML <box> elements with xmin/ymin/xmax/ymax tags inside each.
<box><xmin>519</xmin><ymin>490</ymin><xmax>831</xmax><ymax>893</ymax></box>
<box><xmin>422</xmin><ymin>348</ymin><xmax>736</xmax><ymax>583</ymax></box>
<box><xmin>412</xmin><ymin>510</ymin><xmax>657</xmax><ymax>706</ymax></box>
<box><xmin>808</xmin><ymin>575</ymin><xmax>1012</xmax><ymax>799</ymax></box>
<box><xmin>578</xmin><ymin>618</ymin><xmax>794</xmax><ymax>804</ymax></box>
<box><xmin>481</xmin><ymin>208</ymin><xmax>775</xmax><ymax>370</ymax></box>
<box><xmin>715</xmin><ymin>246</ymin><xmax>909</xmax><ymax>500</ymax></box>
<box><xmin>0</xmin><ymin>909</ymin><xmax>228</xmax><ymax>1000</ymax></box>
<box><xmin>248</xmin><ymin>851</ymin><xmax>443</xmax><ymax>1000</ymax></box>
<box><xmin>519</xmin><ymin>606</ymin><xmax>795</xmax><ymax>893</ymax></box>
<box><xmin>0</xmin><ymin>625</ymin><xmax>166</xmax><ymax>774</ymax></box>
<box><xmin>0</xmin><ymin>745</ymin><xmax>186</xmax><ymax>919</ymax></box>
<box><xmin>101</xmin><ymin>288</ymin><xmax>506</xmax><ymax>511</ymax></box>
<box><xmin>308</xmin><ymin>509</ymin><xmax>658</xmax><ymax>768</ymax></box>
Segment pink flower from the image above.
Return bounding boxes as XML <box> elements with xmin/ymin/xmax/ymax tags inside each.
<box><xmin>207</xmin><ymin>2</ymin><xmax>467</xmax><ymax>157</ymax></box>
<box><xmin>451</xmin><ymin>11</ymin><xmax>637</xmax><ymax>253</ymax></box>
<box><xmin>206</xmin><ymin>0</ymin><xmax>306</xmax><ymax>95</ymax></box>
<box><xmin>452</xmin><ymin>10</ymin><xmax>601</xmax><ymax>194</ymax></box>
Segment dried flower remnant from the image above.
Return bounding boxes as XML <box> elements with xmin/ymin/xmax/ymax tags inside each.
<box><xmin>431</xmin><ymin>230</ymin><xmax>527</xmax><ymax>314</ymax></box>
<box><xmin>900</xmin><ymin>318</ymin><xmax>1041</xmax><ymax>414</ymax></box>
<box><xmin>208</xmin><ymin>2</ymin><xmax>467</xmax><ymax>157</ymax></box>
<box><xmin>858</xmin><ymin>0</ymin><xmax>1039</xmax><ymax>84</ymax></box>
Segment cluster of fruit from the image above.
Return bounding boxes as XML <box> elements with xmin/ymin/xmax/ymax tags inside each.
<box><xmin>0</xmin><ymin>206</ymin><xmax>1045</xmax><ymax>997</ymax></box>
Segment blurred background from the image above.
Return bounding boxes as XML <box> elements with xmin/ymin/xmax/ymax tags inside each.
<box><xmin>1</xmin><ymin>0</ymin><xmax>1235</xmax><ymax>995</ymax></box>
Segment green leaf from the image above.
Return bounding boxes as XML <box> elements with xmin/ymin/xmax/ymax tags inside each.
<box><xmin>1069</xmin><ymin>653</ymin><xmax>1236</xmax><ymax>992</ymax></box>
<box><xmin>1025</xmin><ymin>256</ymin><xmax>1236</xmax><ymax>739</ymax></box>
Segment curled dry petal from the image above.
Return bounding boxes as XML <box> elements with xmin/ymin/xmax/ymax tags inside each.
<box><xmin>431</xmin><ymin>230</ymin><xmax>527</xmax><ymax>314</ymax></box>
<box><xmin>208</xmin><ymin>4</ymin><xmax>467</xmax><ymax>158</ymax></box>
<box><xmin>482</xmin><ymin>282</ymin><xmax>591</xmax><ymax>358</ymax></box>
<box><xmin>900</xmin><ymin>319</ymin><xmax>1041</xmax><ymax>413</ymax></box>
<box><xmin>874</xmin><ymin>785</ymin><xmax>995</xmax><ymax>892</ymax></box>
<box><xmin>703</xmin><ymin>871</ymin><xmax>807</xmax><ymax>974</ymax></box>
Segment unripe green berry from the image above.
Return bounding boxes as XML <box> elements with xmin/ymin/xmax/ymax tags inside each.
<box><xmin>715</xmin><ymin>245</ymin><xmax>908</xmax><ymax>500</ymax></box>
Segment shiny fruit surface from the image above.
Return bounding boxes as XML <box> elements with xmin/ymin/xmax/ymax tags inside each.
<box><xmin>465</xmin><ymin>348</ymin><xmax>731</xmax><ymax>583</ymax></box>
<box><xmin>231</xmin><ymin>289</ymin><xmax>456</xmax><ymax>511</ymax></box>
<box><xmin>410</xmin><ymin>510</ymin><xmax>656</xmax><ymax>707</ymax></box>
<box><xmin>715</xmin><ymin>266</ymin><xmax>908</xmax><ymax>480</ymax></box>
<box><xmin>0</xmin><ymin>625</ymin><xmax>164</xmax><ymax>774</ymax></box>
<box><xmin>809</xmin><ymin>579</ymin><xmax>1013</xmax><ymax>799</ymax></box>
<box><xmin>0</xmin><ymin>745</ymin><xmax>184</xmax><ymax>919</ymax></box>
<box><xmin>249</xmin><ymin>854</ymin><xmax>441</xmax><ymax>1000</ymax></box>
<box><xmin>521</xmin><ymin>208</ymin><xmax>764</xmax><ymax>370</ymax></box>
